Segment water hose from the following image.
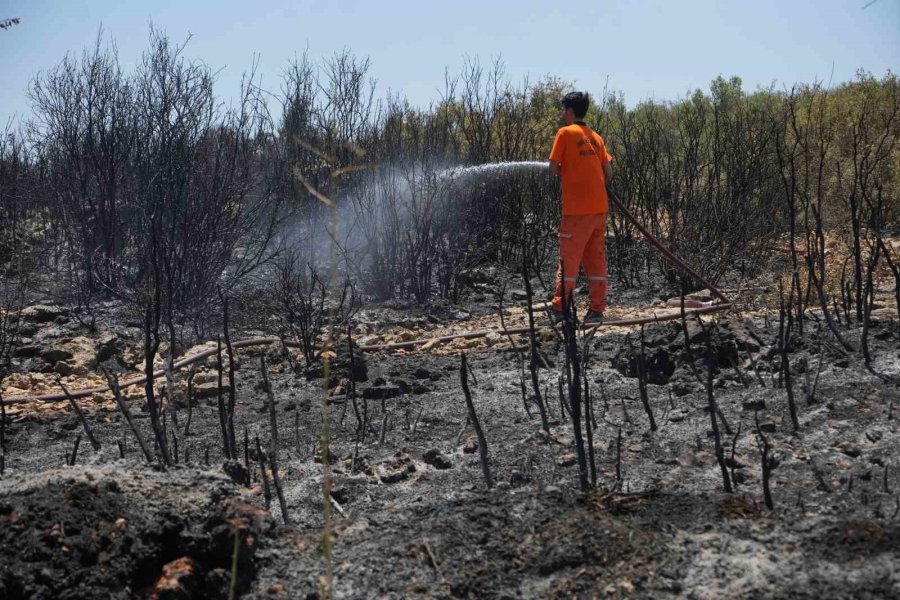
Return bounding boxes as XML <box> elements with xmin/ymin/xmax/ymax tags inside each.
<box><xmin>607</xmin><ymin>190</ymin><xmax>728</xmax><ymax>303</ymax></box>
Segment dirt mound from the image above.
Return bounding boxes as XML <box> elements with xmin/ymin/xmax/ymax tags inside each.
<box><xmin>0</xmin><ymin>465</ymin><xmax>273</xmax><ymax>599</ymax></box>
<box><xmin>252</xmin><ymin>487</ymin><xmax>661</xmax><ymax>598</ymax></box>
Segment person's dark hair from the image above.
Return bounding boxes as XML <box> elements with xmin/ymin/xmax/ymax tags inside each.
<box><xmin>562</xmin><ymin>91</ymin><xmax>590</xmax><ymax>119</ymax></box>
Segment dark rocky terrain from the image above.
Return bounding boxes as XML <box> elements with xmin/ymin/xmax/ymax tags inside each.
<box><xmin>1</xmin><ymin>278</ymin><xmax>898</xmax><ymax>599</ymax></box>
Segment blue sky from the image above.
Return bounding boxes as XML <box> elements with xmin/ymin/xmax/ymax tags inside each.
<box><xmin>1</xmin><ymin>0</ymin><xmax>897</xmax><ymax>128</ymax></box>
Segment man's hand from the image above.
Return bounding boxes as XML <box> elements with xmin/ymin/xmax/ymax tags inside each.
<box><xmin>549</xmin><ymin>160</ymin><xmax>560</xmax><ymax>177</ymax></box>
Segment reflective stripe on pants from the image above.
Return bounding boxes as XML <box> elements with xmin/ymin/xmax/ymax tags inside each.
<box><xmin>552</xmin><ymin>212</ymin><xmax>608</xmax><ymax>313</ymax></box>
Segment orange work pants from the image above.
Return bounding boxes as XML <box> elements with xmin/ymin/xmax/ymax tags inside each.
<box><xmin>551</xmin><ymin>213</ymin><xmax>608</xmax><ymax>313</ymax></box>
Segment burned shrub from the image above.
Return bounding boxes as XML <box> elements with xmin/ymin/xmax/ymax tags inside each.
<box><xmin>273</xmin><ymin>248</ymin><xmax>359</xmax><ymax>368</ymax></box>
<box><xmin>30</xmin><ymin>29</ymin><xmax>280</xmax><ymax>340</ymax></box>
<box><xmin>303</xmin><ymin>335</ymin><xmax>368</xmax><ymax>387</ymax></box>
<box><xmin>612</xmin><ymin>318</ymin><xmax>760</xmax><ymax>384</ymax></box>
<box><xmin>601</xmin><ymin>79</ymin><xmax>782</xmax><ymax>290</ymax></box>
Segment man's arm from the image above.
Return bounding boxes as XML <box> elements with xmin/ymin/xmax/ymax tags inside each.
<box><xmin>603</xmin><ymin>162</ymin><xmax>612</xmax><ymax>181</ymax></box>
<box><xmin>549</xmin><ymin>128</ymin><xmax>564</xmax><ymax>176</ymax></box>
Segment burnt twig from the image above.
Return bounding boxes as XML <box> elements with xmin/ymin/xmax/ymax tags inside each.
<box><xmin>268</xmin><ymin>443</ymin><xmax>290</xmax><ymax>525</ymax></box>
<box><xmin>584</xmin><ymin>372</ymin><xmax>597</xmax><ymax>486</ymax></box>
<box><xmin>561</xmin><ymin>295</ymin><xmax>589</xmax><ymax>491</ymax></box>
<box><xmin>729</xmin><ymin>422</ymin><xmax>743</xmax><ymax>489</ymax></box>
<box><xmin>104</xmin><ymin>369</ymin><xmax>154</xmax><ymax>464</ymax></box>
<box><xmin>216</xmin><ymin>336</ymin><xmax>231</xmax><ymax>459</ymax></box>
<box><xmin>143</xmin><ymin>300</ymin><xmax>171</xmax><ymax>466</ymax></box>
<box><xmin>67</xmin><ymin>433</ymin><xmax>82</xmax><ymax>466</ymax></box>
<box><xmin>778</xmin><ymin>280</ymin><xmax>801</xmax><ymax>432</ymax></box>
<box><xmin>460</xmin><ymin>353</ymin><xmax>493</xmax><ymax>489</ymax></box>
<box><xmin>615</xmin><ymin>426</ymin><xmax>623</xmax><ymax>486</ymax></box>
<box><xmin>255</xmin><ymin>435</ymin><xmax>272</xmax><ymax>510</ymax></box>
<box><xmin>523</xmin><ymin>256</ymin><xmax>550</xmax><ymax>433</ymax></box>
<box><xmin>184</xmin><ymin>368</ymin><xmax>195</xmax><ymax>437</ymax></box>
<box><xmin>637</xmin><ymin>325</ymin><xmax>658</xmax><ymax>431</ymax></box>
<box><xmin>260</xmin><ymin>357</ymin><xmax>279</xmax><ymax>458</ymax></box>
<box><xmin>755</xmin><ymin>410</ymin><xmax>776</xmax><ymax>509</ymax></box>
<box><xmin>220</xmin><ymin>289</ymin><xmax>238</xmax><ymax>459</ymax></box>
<box><xmin>705</xmin><ymin>333</ymin><xmax>732</xmax><ymax>493</ymax></box>
<box><xmin>58</xmin><ymin>378</ymin><xmax>101</xmax><ymax>451</ymax></box>
<box><xmin>244</xmin><ymin>427</ymin><xmax>251</xmax><ymax>486</ymax></box>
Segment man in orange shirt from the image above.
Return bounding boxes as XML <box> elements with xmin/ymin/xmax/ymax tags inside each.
<box><xmin>548</xmin><ymin>91</ymin><xmax>613</xmax><ymax>325</ymax></box>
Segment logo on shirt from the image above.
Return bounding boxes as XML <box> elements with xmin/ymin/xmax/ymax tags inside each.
<box><xmin>577</xmin><ymin>137</ymin><xmax>600</xmax><ymax>157</ymax></box>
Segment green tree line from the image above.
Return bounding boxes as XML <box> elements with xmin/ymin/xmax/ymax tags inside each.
<box><xmin>1</xmin><ymin>32</ymin><xmax>896</xmax><ymax>336</ymax></box>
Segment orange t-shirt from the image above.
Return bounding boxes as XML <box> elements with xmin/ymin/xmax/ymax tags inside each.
<box><xmin>549</xmin><ymin>123</ymin><xmax>612</xmax><ymax>215</ymax></box>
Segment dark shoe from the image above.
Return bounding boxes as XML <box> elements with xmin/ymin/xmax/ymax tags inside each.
<box><xmin>549</xmin><ymin>310</ymin><xmax>565</xmax><ymax>326</ymax></box>
<box><xmin>583</xmin><ymin>310</ymin><xmax>604</xmax><ymax>326</ymax></box>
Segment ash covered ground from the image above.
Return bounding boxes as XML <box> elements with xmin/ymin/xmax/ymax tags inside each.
<box><xmin>1</xmin><ymin>274</ymin><xmax>898</xmax><ymax>599</ymax></box>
